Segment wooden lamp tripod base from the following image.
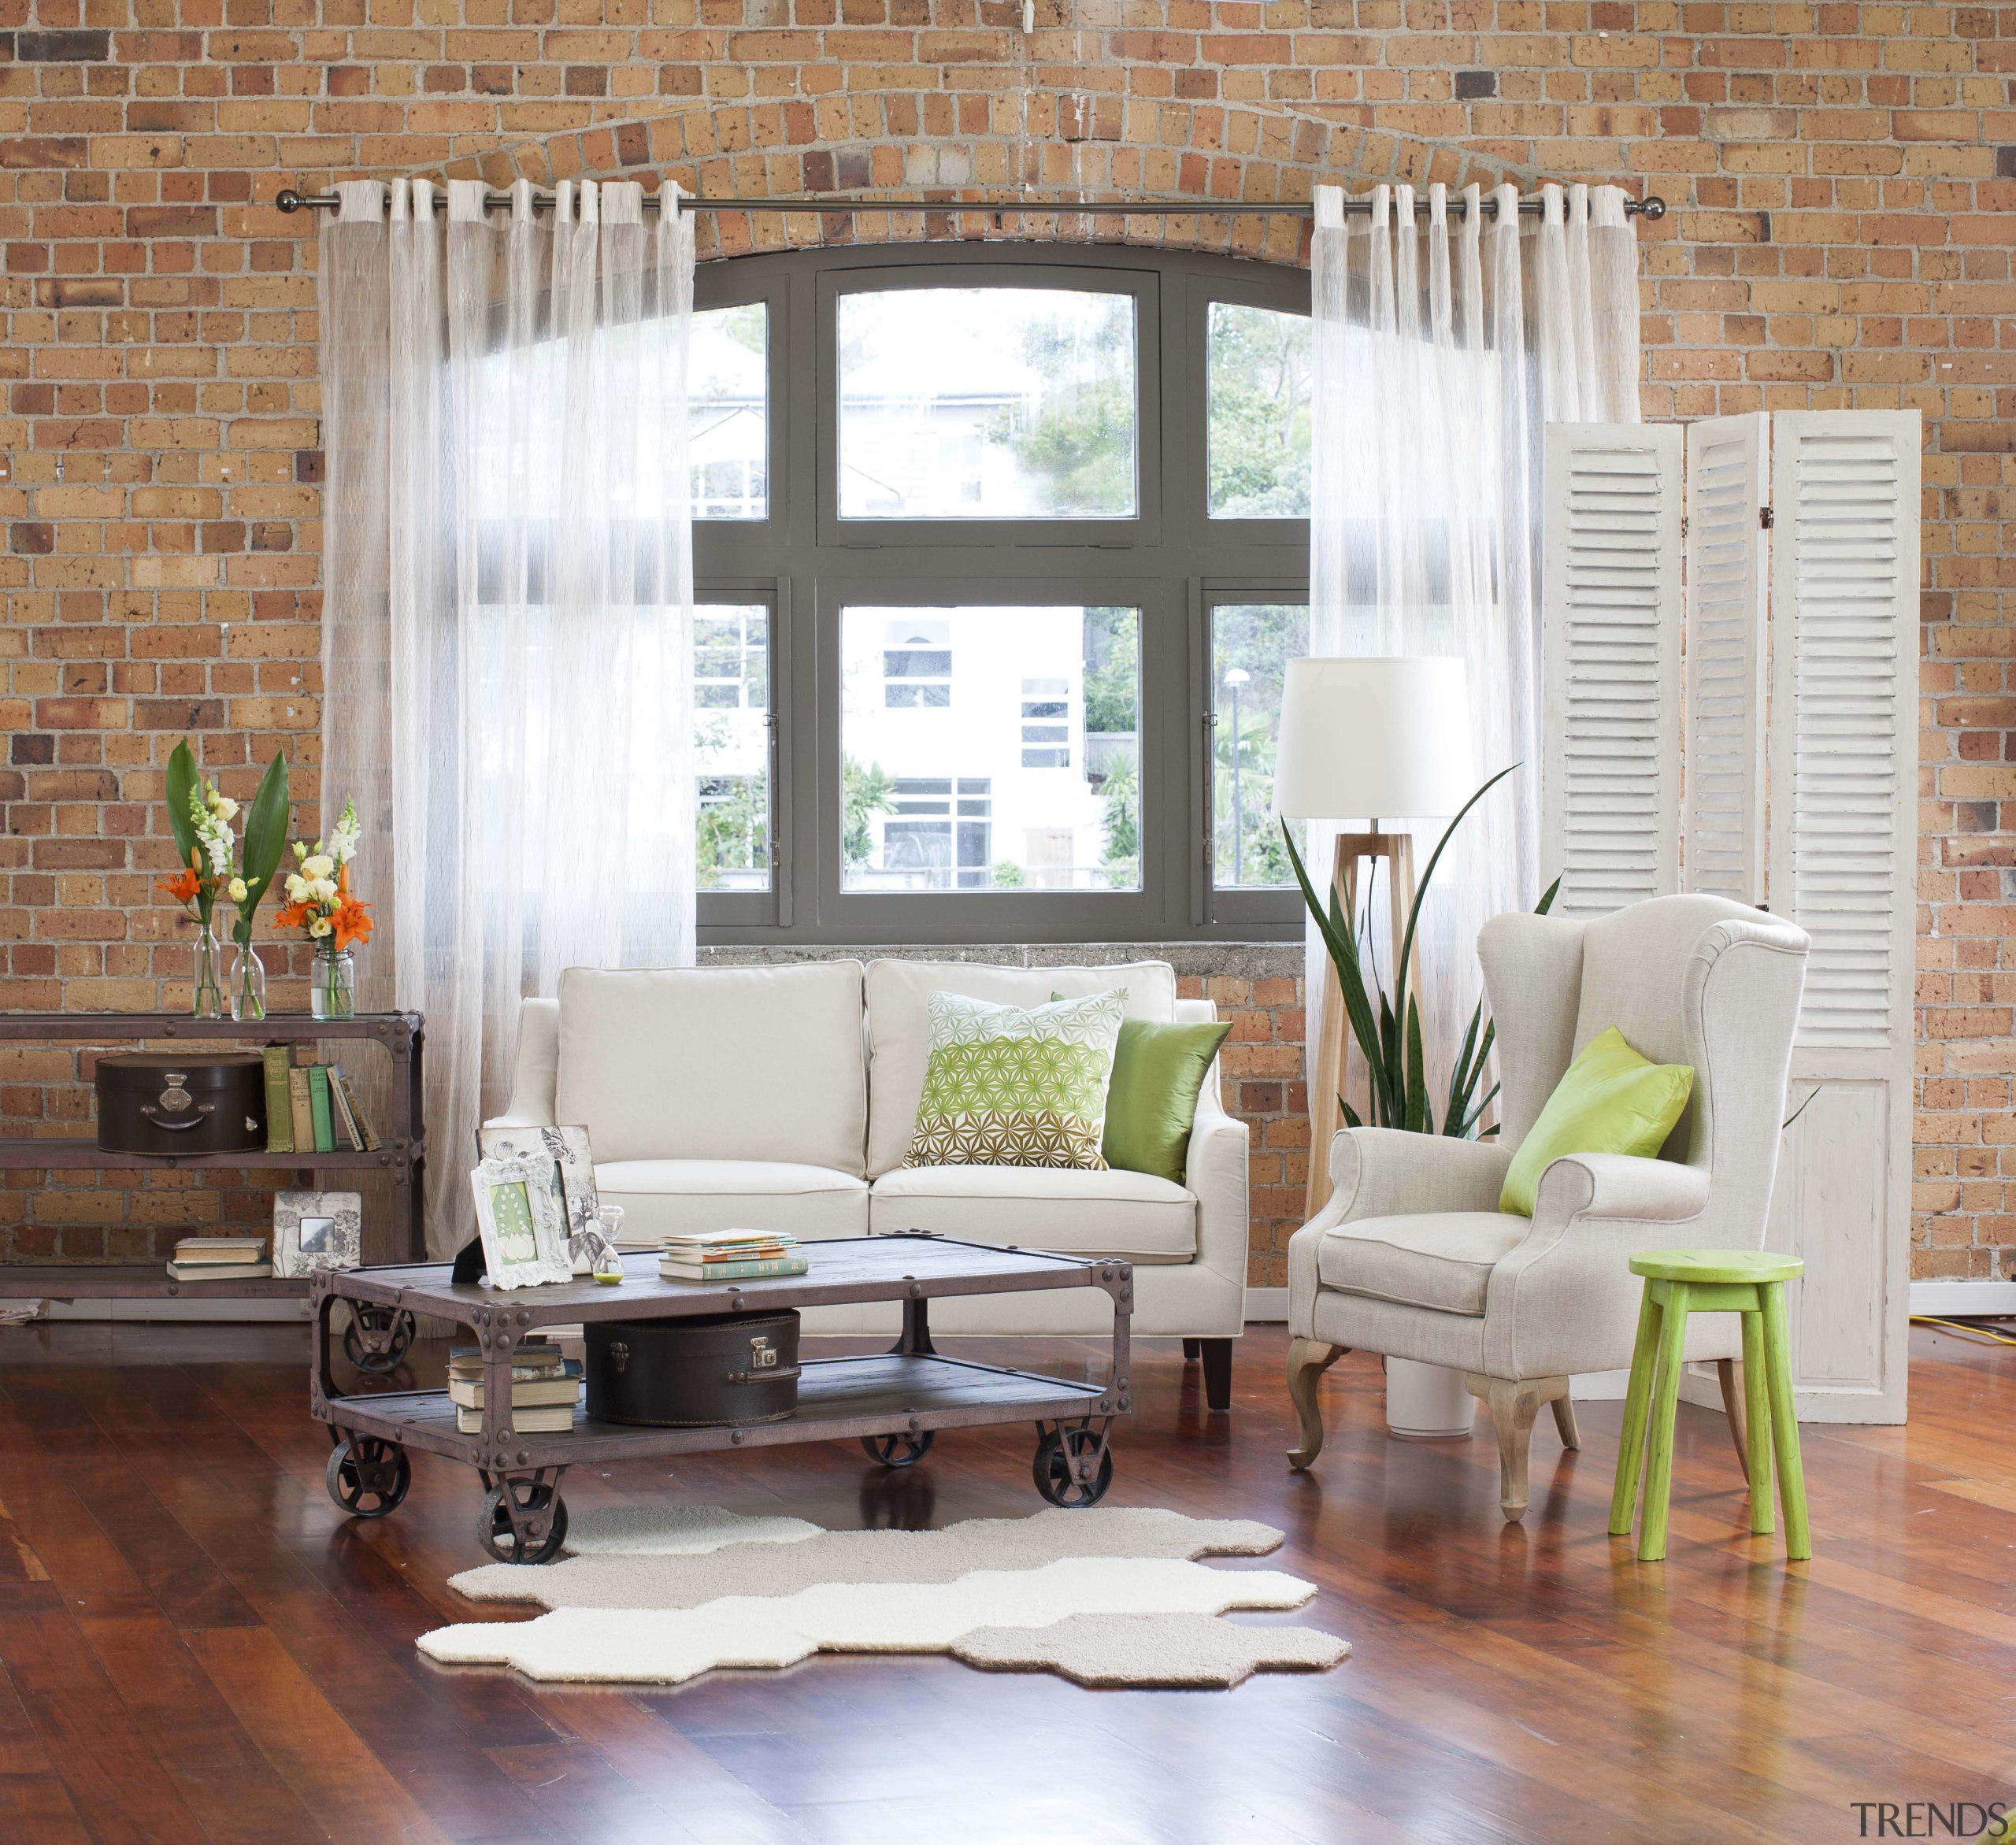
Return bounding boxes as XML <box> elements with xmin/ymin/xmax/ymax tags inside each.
<box><xmin>1303</xmin><ymin>826</ymin><xmax>1421</xmax><ymax>1221</ymax></box>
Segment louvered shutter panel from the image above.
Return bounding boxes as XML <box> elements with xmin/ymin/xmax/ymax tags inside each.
<box><xmin>1540</xmin><ymin>422</ymin><xmax>1684</xmax><ymax>918</ymax></box>
<box><xmin>1767</xmin><ymin>410</ymin><xmax>1921</xmax><ymax>1049</ymax></box>
<box><xmin>1682</xmin><ymin>413</ymin><xmax>1770</xmax><ymax>904</ymax></box>
<box><xmin>1764</xmin><ymin>408</ymin><xmax>1919</xmax><ymax>1426</ymax></box>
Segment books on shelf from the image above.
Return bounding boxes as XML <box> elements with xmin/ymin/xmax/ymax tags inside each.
<box><xmin>265</xmin><ymin>1048</ymin><xmax>381</xmax><ymax>1156</ymax></box>
<box><xmin>657</xmin><ymin>1229</ymin><xmax>806</xmax><ymax>1283</ymax></box>
<box><xmin>166</xmin><ymin>1235</ymin><xmax>272</xmax><ymax>1282</ymax></box>
<box><xmin>447</xmin><ymin>1339</ymin><xmax>580</xmax><ymax>1433</ymax></box>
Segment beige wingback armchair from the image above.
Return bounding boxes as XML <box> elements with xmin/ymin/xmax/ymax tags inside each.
<box><xmin>1285</xmin><ymin>894</ymin><xmax>1809</xmax><ymax>1520</ymax></box>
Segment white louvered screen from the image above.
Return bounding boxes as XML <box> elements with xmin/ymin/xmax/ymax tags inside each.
<box><xmin>1767</xmin><ymin>410</ymin><xmax>1922</xmax><ymax>1050</ymax></box>
<box><xmin>1540</xmin><ymin>422</ymin><xmax>1684</xmax><ymax>919</ymax></box>
<box><xmin>1682</xmin><ymin>413</ymin><xmax>1770</xmax><ymax>905</ymax></box>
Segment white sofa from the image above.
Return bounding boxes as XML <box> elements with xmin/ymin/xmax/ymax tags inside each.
<box><xmin>489</xmin><ymin>958</ymin><xmax>1250</xmax><ymax>1405</ymax></box>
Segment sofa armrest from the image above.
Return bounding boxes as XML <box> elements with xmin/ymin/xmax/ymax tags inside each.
<box><xmin>495</xmin><ymin>997</ymin><xmax>561</xmax><ymax>1129</ymax></box>
<box><xmin>1185</xmin><ymin>1084</ymin><xmax>1249</xmax><ymax>1288</ymax></box>
<box><xmin>1328</xmin><ymin>1127</ymin><xmax>1514</xmax><ymax>1224</ymax></box>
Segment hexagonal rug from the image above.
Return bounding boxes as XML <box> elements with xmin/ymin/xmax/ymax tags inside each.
<box><xmin>418</xmin><ymin>1503</ymin><xmax>1349</xmax><ymax>1690</ymax></box>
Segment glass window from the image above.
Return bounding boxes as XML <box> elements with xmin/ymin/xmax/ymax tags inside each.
<box><xmin>1207</xmin><ymin>302</ymin><xmax>1312</xmax><ymax>518</ymax></box>
<box><xmin>691</xmin><ymin>302</ymin><xmax>768</xmax><ymax>521</ymax></box>
<box><xmin>840</xmin><ymin>605</ymin><xmax>1140</xmax><ymax>891</ymax></box>
<box><xmin>694</xmin><ymin>602</ymin><xmax>770</xmax><ymax>891</ymax></box>
<box><xmin>836</xmin><ymin>288</ymin><xmax>1138</xmax><ymax>520</ymax></box>
<box><xmin>1211</xmin><ymin>603</ymin><xmax>1310</xmax><ymax>888</ymax></box>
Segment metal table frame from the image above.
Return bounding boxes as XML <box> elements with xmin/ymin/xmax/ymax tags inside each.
<box><xmin>311</xmin><ymin>1232</ymin><xmax>1133</xmax><ymax>1559</ymax></box>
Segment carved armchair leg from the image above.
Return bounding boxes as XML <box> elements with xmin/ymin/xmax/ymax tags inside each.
<box><xmin>1466</xmin><ymin>1373</ymin><xmax>1570</xmax><ymax>1522</ymax></box>
<box><xmin>1285</xmin><ymin>1339</ymin><xmax>1348</xmax><ymax>1470</ymax></box>
<box><xmin>1717</xmin><ymin>1358</ymin><xmax>1749</xmax><ymax>1476</ymax></box>
<box><xmin>1551</xmin><ymin>1391</ymin><xmax>1581</xmax><ymax>1451</ymax></box>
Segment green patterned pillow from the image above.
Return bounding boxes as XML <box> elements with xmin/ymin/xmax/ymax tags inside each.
<box><xmin>906</xmin><ymin>988</ymin><xmax>1127</xmax><ymax>1170</ymax></box>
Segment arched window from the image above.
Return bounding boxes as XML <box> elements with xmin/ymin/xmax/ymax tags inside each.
<box><xmin>691</xmin><ymin>243</ymin><xmax>1310</xmax><ymax>945</ymax></box>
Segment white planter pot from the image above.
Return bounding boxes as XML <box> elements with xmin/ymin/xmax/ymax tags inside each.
<box><xmin>1385</xmin><ymin>1358</ymin><xmax>1475</xmax><ymax>1440</ymax></box>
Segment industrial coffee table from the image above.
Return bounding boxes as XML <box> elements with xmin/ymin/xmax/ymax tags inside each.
<box><xmin>311</xmin><ymin>1232</ymin><xmax>1132</xmax><ymax>1562</ymax></box>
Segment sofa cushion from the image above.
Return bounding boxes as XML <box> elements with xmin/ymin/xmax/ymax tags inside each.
<box><xmin>907</xmin><ymin>989</ymin><xmax>1126</xmax><ymax>1171</ymax></box>
<box><xmin>870</xmin><ymin>1164</ymin><xmax>1196</xmax><ymax>1263</ymax></box>
<box><xmin>556</xmin><ymin>963</ymin><xmax>868</xmax><ymax>1173</ymax></box>
<box><xmin>1316</xmin><ymin>1211</ymin><xmax>1529</xmax><ymax>1317</ymax></box>
<box><xmin>865</xmin><ymin>959</ymin><xmax>1178</xmax><ymax>1178</ymax></box>
<box><xmin>594</xmin><ymin>1160</ymin><xmax>869</xmax><ymax>1248</ymax></box>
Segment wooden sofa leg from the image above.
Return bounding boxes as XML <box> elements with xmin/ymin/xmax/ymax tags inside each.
<box><xmin>1286</xmin><ymin>1339</ymin><xmax>1347</xmax><ymax>1469</ymax></box>
<box><xmin>1467</xmin><ymin>1374</ymin><xmax>1569</xmax><ymax>1522</ymax></box>
<box><xmin>1182</xmin><ymin>1338</ymin><xmax>1201</xmax><ymax>1362</ymax></box>
<box><xmin>1200</xmin><ymin>1338</ymin><xmax>1233</xmax><ymax>1412</ymax></box>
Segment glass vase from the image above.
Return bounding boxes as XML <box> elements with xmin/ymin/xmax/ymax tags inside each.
<box><xmin>191</xmin><ymin>921</ymin><xmax>224</xmax><ymax>1020</ymax></box>
<box><xmin>311</xmin><ymin>944</ymin><xmax>357</xmax><ymax>1022</ymax></box>
<box><xmin>228</xmin><ymin>941</ymin><xmax>267</xmax><ymax>1022</ymax></box>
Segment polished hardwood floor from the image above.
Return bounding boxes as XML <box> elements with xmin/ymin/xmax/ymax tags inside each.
<box><xmin>0</xmin><ymin>1317</ymin><xmax>2010</xmax><ymax>1843</ymax></box>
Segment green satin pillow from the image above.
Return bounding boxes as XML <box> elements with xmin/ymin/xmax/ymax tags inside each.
<box><xmin>1499</xmin><ymin>1025</ymin><xmax>1695</xmax><ymax>1217</ymax></box>
<box><xmin>1100</xmin><ymin>1017</ymin><xmax>1233</xmax><ymax>1185</ymax></box>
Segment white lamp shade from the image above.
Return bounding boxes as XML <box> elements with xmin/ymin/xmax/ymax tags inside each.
<box><xmin>1273</xmin><ymin>656</ymin><xmax>1476</xmax><ymax>821</ymax></box>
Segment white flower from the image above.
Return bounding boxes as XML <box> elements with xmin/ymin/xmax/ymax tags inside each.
<box><xmin>210</xmin><ymin>795</ymin><xmax>239</xmax><ymax>823</ymax></box>
<box><xmin>284</xmin><ymin>872</ymin><xmax>309</xmax><ymax>902</ymax></box>
<box><xmin>293</xmin><ymin>840</ymin><xmax>308</xmax><ymax>861</ymax></box>
<box><xmin>330</xmin><ymin>797</ymin><xmax>361</xmax><ymax>865</ymax></box>
<box><xmin>226</xmin><ymin>877</ymin><xmax>248</xmax><ymax>903</ymax></box>
<box><xmin>308</xmin><ymin>877</ymin><xmax>337</xmax><ymax>904</ymax></box>
<box><xmin>309</xmin><ymin>917</ymin><xmax>334</xmax><ymax>939</ymax></box>
<box><xmin>204</xmin><ymin>835</ymin><xmax>230</xmax><ymax>876</ymax></box>
<box><xmin>302</xmin><ymin>854</ymin><xmax>335</xmax><ymax>881</ymax></box>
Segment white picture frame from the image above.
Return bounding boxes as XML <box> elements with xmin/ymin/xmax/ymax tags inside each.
<box><xmin>273</xmin><ymin>1189</ymin><xmax>363</xmax><ymax>1278</ymax></box>
<box><xmin>469</xmin><ymin>1154</ymin><xmax>574</xmax><ymax>1290</ymax></box>
<box><xmin>477</xmin><ymin>1124</ymin><xmax>614</xmax><ymax>1276</ymax></box>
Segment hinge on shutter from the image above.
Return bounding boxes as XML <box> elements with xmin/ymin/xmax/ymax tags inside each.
<box><xmin>1759</xmin><ymin>505</ymin><xmax>1775</xmax><ymax>530</ymax></box>
<box><xmin>1681</xmin><ymin>516</ymin><xmax>1688</xmax><ymax>540</ymax></box>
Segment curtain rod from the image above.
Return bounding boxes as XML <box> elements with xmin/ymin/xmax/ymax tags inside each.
<box><xmin>273</xmin><ymin>187</ymin><xmax>1667</xmax><ymax>221</ymax></box>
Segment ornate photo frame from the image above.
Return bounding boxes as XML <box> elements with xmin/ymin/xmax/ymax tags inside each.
<box><xmin>469</xmin><ymin>1154</ymin><xmax>574</xmax><ymax>1290</ymax></box>
<box><xmin>477</xmin><ymin>1123</ymin><xmax>613</xmax><ymax>1276</ymax></box>
<box><xmin>272</xmin><ymin>1188</ymin><xmax>363</xmax><ymax>1278</ymax></box>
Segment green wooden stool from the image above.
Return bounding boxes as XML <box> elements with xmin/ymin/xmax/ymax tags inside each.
<box><xmin>1608</xmin><ymin>1249</ymin><xmax>1809</xmax><ymax>1562</ymax></box>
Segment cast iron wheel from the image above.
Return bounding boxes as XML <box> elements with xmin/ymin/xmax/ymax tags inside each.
<box><xmin>325</xmin><ymin>1435</ymin><xmax>411</xmax><ymax>1519</ymax></box>
<box><xmin>861</xmin><ymin>1430</ymin><xmax>935</xmax><ymax>1469</ymax></box>
<box><xmin>477</xmin><ymin>1482</ymin><xmax>569</xmax><ymax>1565</ymax></box>
<box><xmin>1032</xmin><ymin>1426</ymin><xmax>1114</xmax><ymax>1509</ymax></box>
<box><xmin>343</xmin><ymin>1303</ymin><xmax>416</xmax><ymax>1375</ymax></box>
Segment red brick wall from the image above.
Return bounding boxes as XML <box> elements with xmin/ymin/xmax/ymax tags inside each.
<box><xmin>1</xmin><ymin>3</ymin><xmax>2010</xmax><ymax>1286</ymax></box>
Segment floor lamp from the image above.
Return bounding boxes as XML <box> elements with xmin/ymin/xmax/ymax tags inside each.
<box><xmin>1275</xmin><ymin>657</ymin><xmax>1476</xmax><ymax>1223</ymax></box>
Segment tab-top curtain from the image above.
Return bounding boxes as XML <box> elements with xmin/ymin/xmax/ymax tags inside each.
<box><xmin>1307</xmin><ymin>179</ymin><xmax>1642</xmax><ymax>1119</ymax></box>
<box><xmin>319</xmin><ymin>176</ymin><xmax>696</xmax><ymax>1250</ymax></box>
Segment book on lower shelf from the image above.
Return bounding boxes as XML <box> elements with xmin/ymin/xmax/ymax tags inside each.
<box><xmin>447</xmin><ymin>1340</ymin><xmax>580</xmax><ymax>1432</ymax></box>
<box><xmin>167</xmin><ymin>1235</ymin><xmax>272</xmax><ymax>1282</ymax></box>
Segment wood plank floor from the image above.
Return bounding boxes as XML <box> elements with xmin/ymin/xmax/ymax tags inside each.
<box><xmin>0</xmin><ymin>1318</ymin><xmax>2010</xmax><ymax>1843</ymax></box>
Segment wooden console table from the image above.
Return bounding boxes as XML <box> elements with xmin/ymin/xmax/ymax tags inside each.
<box><xmin>0</xmin><ymin>1012</ymin><xmax>426</xmax><ymax>1305</ymax></box>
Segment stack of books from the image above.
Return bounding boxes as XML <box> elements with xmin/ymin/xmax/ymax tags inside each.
<box><xmin>166</xmin><ymin>1236</ymin><xmax>272</xmax><ymax>1281</ymax></box>
<box><xmin>261</xmin><ymin>1047</ymin><xmax>380</xmax><ymax>1156</ymax></box>
<box><xmin>447</xmin><ymin>1339</ymin><xmax>582</xmax><ymax>1435</ymax></box>
<box><xmin>658</xmin><ymin>1229</ymin><xmax>807</xmax><ymax>1282</ymax></box>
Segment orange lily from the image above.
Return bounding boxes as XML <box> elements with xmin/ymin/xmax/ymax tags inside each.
<box><xmin>332</xmin><ymin>897</ymin><xmax>373</xmax><ymax>951</ymax></box>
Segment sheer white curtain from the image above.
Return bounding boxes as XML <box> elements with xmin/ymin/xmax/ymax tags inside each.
<box><xmin>1307</xmin><ymin>179</ymin><xmax>1640</xmax><ymax>1119</ymax></box>
<box><xmin>321</xmin><ymin>176</ymin><xmax>696</xmax><ymax>1250</ymax></box>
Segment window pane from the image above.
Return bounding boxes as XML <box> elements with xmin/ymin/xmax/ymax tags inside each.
<box><xmin>837</xmin><ymin>289</ymin><xmax>1138</xmax><ymax>520</ymax></box>
<box><xmin>695</xmin><ymin>602</ymin><xmax>770</xmax><ymax>891</ymax></box>
<box><xmin>1212</xmin><ymin>603</ymin><xmax>1310</xmax><ymax>888</ymax></box>
<box><xmin>841</xmin><ymin>605</ymin><xmax>1140</xmax><ymax>891</ymax></box>
<box><xmin>1207</xmin><ymin>302</ymin><xmax>1312</xmax><ymax>519</ymax></box>
<box><xmin>691</xmin><ymin>303</ymin><xmax>768</xmax><ymax>521</ymax></box>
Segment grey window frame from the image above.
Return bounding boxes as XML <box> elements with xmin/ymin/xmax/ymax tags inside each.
<box><xmin>692</xmin><ymin>241</ymin><xmax>1310</xmax><ymax>947</ymax></box>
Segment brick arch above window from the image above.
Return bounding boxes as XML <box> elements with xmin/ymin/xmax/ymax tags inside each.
<box><xmin>424</xmin><ymin>89</ymin><xmax>1555</xmax><ymax>269</ymax></box>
